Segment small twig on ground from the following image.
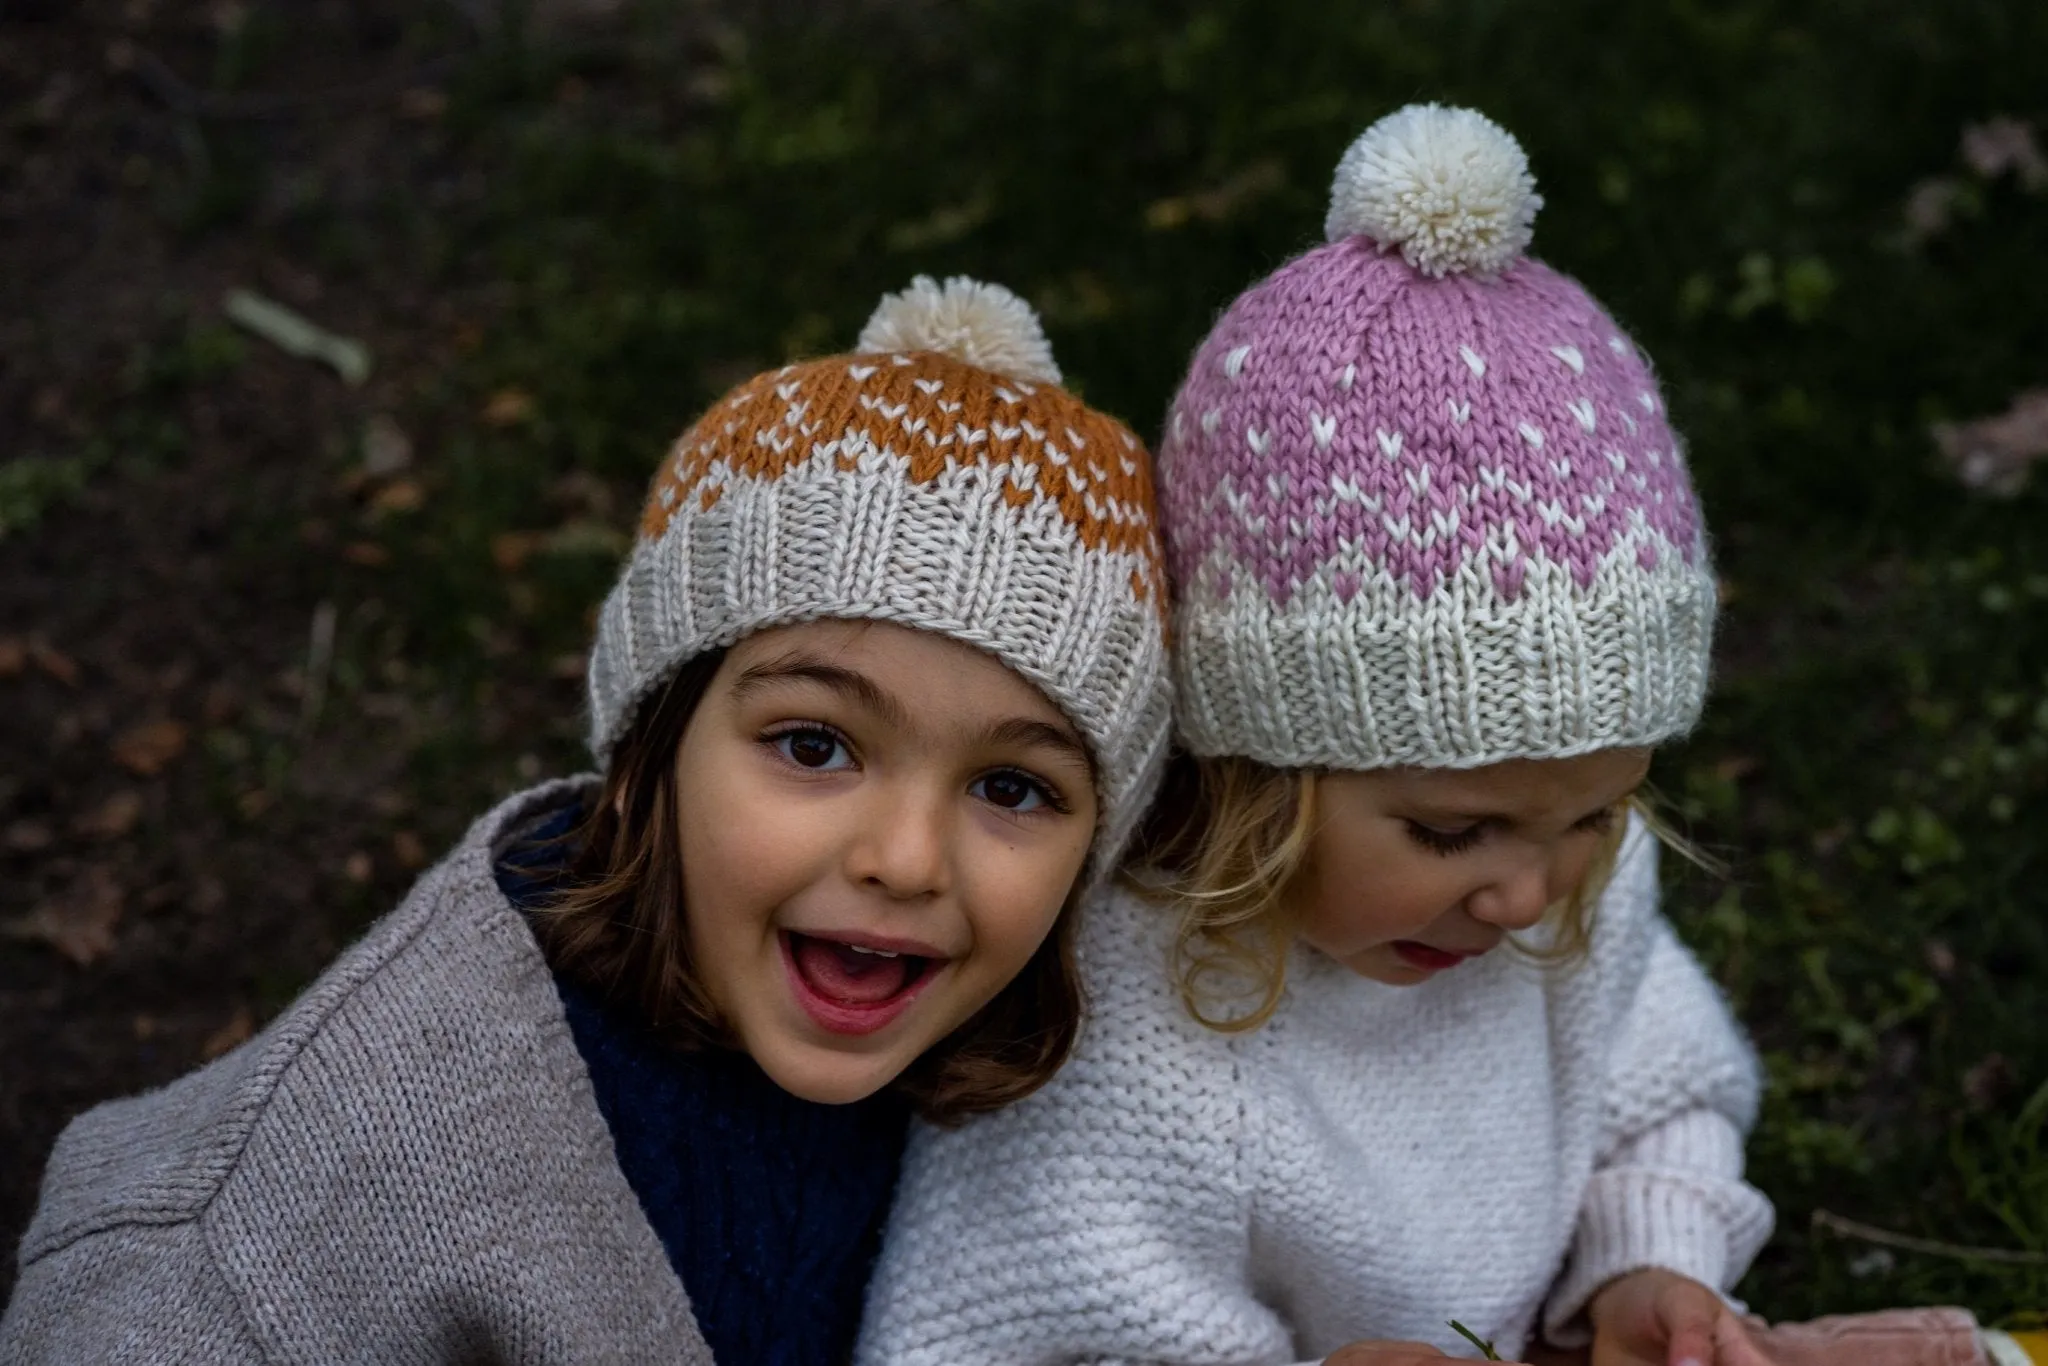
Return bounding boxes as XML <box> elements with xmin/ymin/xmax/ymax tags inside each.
<box><xmin>300</xmin><ymin>601</ymin><xmax>339</xmax><ymax>735</ymax></box>
<box><xmin>1812</xmin><ymin>1210</ymin><xmax>2048</xmax><ymax>1266</ymax></box>
<box><xmin>223</xmin><ymin>290</ymin><xmax>373</xmax><ymax>386</ymax></box>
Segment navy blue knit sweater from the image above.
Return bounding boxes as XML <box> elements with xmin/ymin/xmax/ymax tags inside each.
<box><xmin>497</xmin><ymin>802</ymin><xmax>909</xmax><ymax>1366</ymax></box>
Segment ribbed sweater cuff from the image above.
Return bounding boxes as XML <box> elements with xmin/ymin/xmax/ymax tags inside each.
<box><xmin>1542</xmin><ymin>1111</ymin><xmax>1774</xmax><ymax>1346</ymax></box>
<box><xmin>1544</xmin><ymin>1169</ymin><xmax>1733</xmax><ymax>1344</ymax></box>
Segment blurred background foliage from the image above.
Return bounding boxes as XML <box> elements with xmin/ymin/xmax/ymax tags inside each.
<box><xmin>5</xmin><ymin>0</ymin><xmax>2047</xmax><ymax>1325</ymax></box>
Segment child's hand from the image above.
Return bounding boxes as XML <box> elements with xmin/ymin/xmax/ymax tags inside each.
<box><xmin>1586</xmin><ymin>1268</ymin><xmax>1749</xmax><ymax>1366</ymax></box>
<box><xmin>1322</xmin><ymin>1342</ymin><xmax>1532</xmax><ymax>1365</ymax></box>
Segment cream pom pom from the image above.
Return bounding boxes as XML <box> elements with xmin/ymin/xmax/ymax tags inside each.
<box><xmin>1324</xmin><ymin>103</ymin><xmax>1542</xmax><ymax>278</ymax></box>
<box><xmin>855</xmin><ymin>275</ymin><xmax>1062</xmax><ymax>385</ymax></box>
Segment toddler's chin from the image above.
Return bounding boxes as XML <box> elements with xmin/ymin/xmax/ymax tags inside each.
<box><xmin>1314</xmin><ymin>943</ymin><xmax>1431</xmax><ymax>986</ymax></box>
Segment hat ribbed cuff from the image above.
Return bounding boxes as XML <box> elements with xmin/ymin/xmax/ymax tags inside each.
<box><xmin>589</xmin><ymin>458</ymin><xmax>1172</xmax><ymax>877</ymax></box>
<box><xmin>1173</xmin><ymin>543</ymin><xmax>1715</xmax><ymax>770</ymax></box>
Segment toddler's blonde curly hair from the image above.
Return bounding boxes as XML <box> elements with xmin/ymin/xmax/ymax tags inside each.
<box><xmin>1129</xmin><ymin>753</ymin><xmax>1698</xmax><ymax>1032</ymax></box>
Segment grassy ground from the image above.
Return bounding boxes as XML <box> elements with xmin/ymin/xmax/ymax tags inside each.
<box><xmin>4</xmin><ymin>0</ymin><xmax>2046</xmax><ymax>1327</ymax></box>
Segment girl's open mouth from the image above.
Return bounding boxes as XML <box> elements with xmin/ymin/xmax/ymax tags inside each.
<box><xmin>780</xmin><ymin>931</ymin><xmax>943</xmax><ymax>1036</ymax></box>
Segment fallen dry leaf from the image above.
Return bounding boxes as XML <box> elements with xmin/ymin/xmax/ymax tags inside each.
<box><xmin>1712</xmin><ymin>755</ymin><xmax>1761</xmax><ymax>783</ymax></box>
<box><xmin>492</xmin><ymin>530</ymin><xmax>546</xmax><ymax>573</ymax></box>
<box><xmin>1145</xmin><ymin>158</ymin><xmax>1287</xmax><ymax>231</ymax></box>
<box><xmin>28</xmin><ymin>638</ymin><xmax>80</xmax><ymax>686</ymax></box>
<box><xmin>369</xmin><ymin>478</ymin><xmax>426</xmax><ymax>515</ymax></box>
<box><xmin>396</xmin><ymin>86</ymin><xmax>448</xmax><ymax>121</ymax></box>
<box><xmin>392</xmin><ymin>829</ymin><xmax>428</xmax><ymax>869</ymax></box>
<box><xmin>344</xmin><ymin>850</ymin><xmax>373</xmax><ymax>883</ymax></box>
<box><xmin>111</xmin><ymin>719</ymin><xmax>189</xmax><ymax>776</ymax></box>
<box><xmin>342</xmin><ymin>540</ymin><xmax>390</xmax><ymax>567</ymax></box>
<box><xmin>202</xmin><ymin>682</ymin><xmax>240</xmax><ymax>724</ymax></box>
<box><xmin>3</xmin><ymin>818</ymin><xmax>55</xmax><ymax>853</ymax></box>
<box><xmin>3</xmin><ymin>866</ymin><xmax>124</xmax><ymax>966</ymax></box>
<box><xmin>550</xmin><ymin>652</ymin><xmax>587</xmax><ymax>681</ymax></box>
<box><xmin>481</xmin><ymin>388</ymin><xmax>536</xmax><ymax>428</ymax></box>
<box><xmin>542</xmin><ymin>520</ymin><xmax>630</xmax><ymax>559</ymax></box>
<box><xmin>361</xmin><ymin>413</ymin><xmax>414</xmax><ymax>478</ymax></box>
<box><xmin>1932</xmin><ymin>389</ymin><xmax>2048</xmax><ymax>496</ymax></box>
<box><xmin>74</xmin><ymin>790</ymin><xmax>143</xmax><ymax>840</ymax></box>
<box><xmin>0</xmin><ymin>636</ymin><xmax>24</xmax><ymax>678</ymax></box>
<box><xmin>1809</xmin><ymin>821</ymin><xmax>1852</xmax><ymax>856</ymax></box>
<box><xmin>550</xmin><ymin>470</ymin><xmax>617</xmax><ymax>519</ymax></box>
<box><xmin>200</xmin><ymin>1005</ymin><xmax>255</xmax><ymax>1061</ymax></box>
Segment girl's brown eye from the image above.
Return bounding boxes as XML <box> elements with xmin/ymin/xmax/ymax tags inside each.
<box><xmin>982</xmin><ymin>772</ymin><xmax>1031</xmax><ymax>809</ymax></box>
<box><xmin>971</xmin><ymin>769</ymin><xmax>1062</xmax><ymax>814</ymax></box>
<box><xmin>789</xmin><ymin>734</ymin><xmax>835</xmax><ymax>766</ymax></box>
<box><xmin>774</xmin><ymin>728</ymin><xmax>851</xmax><ymax>770</ymax></box>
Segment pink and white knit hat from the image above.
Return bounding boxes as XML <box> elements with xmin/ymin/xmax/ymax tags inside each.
<box><xmin>1159</xmin><ymin>104</ymin><xmax>1717</xmax><ymax>770</ymax></box>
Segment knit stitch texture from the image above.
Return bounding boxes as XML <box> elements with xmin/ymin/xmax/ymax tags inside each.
<box><xmin>0</xmin><ymin>781</ymin><xmax>714</xmax><ymax>1366</ymax></box>
<box><xmin>1158</xmin><ymin>109</ymin><xmax>1717</xmax><ymax>769</ymax></box>
<box><xmin>588</xmin><ymin>285</ymin><xmax>1174</xmax><ymax>876</ymax></box>
<box><xmin>496</xmin><ymin>802</ymin><xmax>909</xmax><ymax>1366</ymax></box>
<box><xmin>857</xmin><ymin>819</ymin><xmax>1775</xmax><ymax>1365</ymax></box>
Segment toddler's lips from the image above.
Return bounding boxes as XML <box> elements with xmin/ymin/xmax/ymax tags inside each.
<box><xmin>781</xmin><ymin>931</ymin><xmax>943</xmax><ymax>1036</ymax></box>
<box><xmin>1391</xmin><ymin>941</ymin><xmax>1476</xmax><ymax>972</ymax></box>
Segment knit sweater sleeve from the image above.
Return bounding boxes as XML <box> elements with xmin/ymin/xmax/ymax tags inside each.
<box><xmin>0</xmin><ymin>1220</ymin><xmax>268</xmax><ymax>1363</ymax></box>
<box><xmin>857</xmin><ymin>887</ymin><xmax>1298</xmax><ymax>1366</ymax></box>
<box><xmin>1541</xmin><ymin>827</ymin><xmax>1776</xmax><ymax>1341</ymax></box>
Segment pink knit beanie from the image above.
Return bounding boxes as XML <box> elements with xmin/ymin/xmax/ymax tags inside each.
<box><xmin>1159</xmin><ymin>104</ymin><xmax>1717</xmax><ymax>769</ymax></box>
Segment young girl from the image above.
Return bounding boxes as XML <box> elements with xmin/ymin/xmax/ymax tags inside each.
<box><xmin>0</xmin><ymin>276</ymin><xmax>1172</xmax><ymax>1362</ymax></box>
<box><xmin>856</xmin><ymin>109</ymin><xmax>2037</xmax><ymax>1366</ymax></box>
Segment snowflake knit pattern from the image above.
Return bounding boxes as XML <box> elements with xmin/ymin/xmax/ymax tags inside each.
<box><xmin>1160</xmin><ymin>104</ymin><xmax>1717</xmax><ymax>770</ymax></box>
<box><xmin>587</xmin><ymin>277</ymin><xmax>1173</xmax><ymax>871</ymax></box>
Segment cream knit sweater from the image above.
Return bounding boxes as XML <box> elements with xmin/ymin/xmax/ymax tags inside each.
<box><xmin>858</xmin><ymin>819</ymin><xmax>1773</xmax><ymax>1365</ymax></box>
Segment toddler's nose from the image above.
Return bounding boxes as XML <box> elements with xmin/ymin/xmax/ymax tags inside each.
<box><xmin>1465</xmin><ymin>859</ymin><xmax>1551</xmax><ymax>932</ymax></box>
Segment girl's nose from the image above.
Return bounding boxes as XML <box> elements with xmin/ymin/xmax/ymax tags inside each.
<box><xmin>1465</xmin><ymin>857</ymin><xmax>1551</xmax><ymax>931</ymax></box>
<box><xmin>845</xmin><ymin>784</ymin><xmax>950</xmax><ymax>900</ymax></box>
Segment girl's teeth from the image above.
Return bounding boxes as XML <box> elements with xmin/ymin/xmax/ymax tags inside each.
<box><xmin>847</xmin><ymin>944</ymin><xmax>900</xmax><ymax>958</ymax></box>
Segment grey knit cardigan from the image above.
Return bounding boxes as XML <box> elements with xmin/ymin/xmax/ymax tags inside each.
<box><xmin>1</xmin><ymin>780</ymin><xmax>716</xmax><ymax>1364</ymax></box>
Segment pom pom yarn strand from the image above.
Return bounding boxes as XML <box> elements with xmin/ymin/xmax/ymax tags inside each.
<box><xmin>1325</xmin><ymin>103</ymin><xmax>1542</xmax><ymax>278</ymax></box>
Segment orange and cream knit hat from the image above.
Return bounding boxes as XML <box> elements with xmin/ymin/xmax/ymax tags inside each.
<box><xmin>587</xmin><ymin>276</ymin><xmax>1173</xmax><ymax>871</ymax></box>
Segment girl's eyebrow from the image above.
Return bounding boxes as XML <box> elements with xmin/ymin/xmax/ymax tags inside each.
<box><xmin>728</xmin><ymin>653</ymin><xmax>909</xmax><ymax>729</ymax></box>
<box><xmin>982</xmin><ymin>716</ymin><xmax>1097</xmax><ymax>781</ymax></box>
<box><xmin>731</xmin><ymin>651</ymin><xmax>1094</xmax><ymax>778</ymax></box>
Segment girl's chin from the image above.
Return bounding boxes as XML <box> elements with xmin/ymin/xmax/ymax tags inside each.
<box><xmin>749</xmin><ymin>1040</ymin><xmax>906</xmax><ymax>1106</ymax></box>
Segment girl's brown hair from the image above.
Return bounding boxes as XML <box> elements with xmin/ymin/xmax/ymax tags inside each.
<box><xmin>1129</xmin><ymin>751</ymin><xmax>1657</xmax><ymax>1033</ymax></box>
<box><xmin>527</xmin><ymin>650</ymin><xmax>1085</xmax><ymax>1127</ymax></box>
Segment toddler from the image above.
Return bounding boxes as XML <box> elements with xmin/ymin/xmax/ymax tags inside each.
<box><xmin>859</xmin><ymin>108</ymin><xmax>2037</xmax><ymax>1366</ymax></box>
